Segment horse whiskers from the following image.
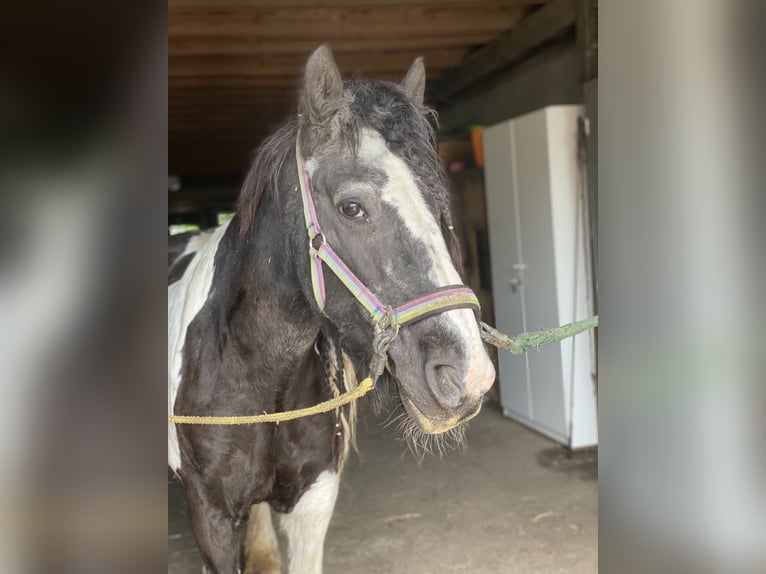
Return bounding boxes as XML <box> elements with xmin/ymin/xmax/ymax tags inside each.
<box><xmin>382</xmin><ymin>408</ymin><xmax>408</xmax><ymax>431</ymax></box>
<box><xmin>386</xmin><ymin>393</ymin><xmax>468</xmax><ymax>459</ymax></box>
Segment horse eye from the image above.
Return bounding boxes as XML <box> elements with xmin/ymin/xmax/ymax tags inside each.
<box><xmin>339</xmin><ymin>201</ymin><xmax>365</xmax><ymax>219</ymax></box>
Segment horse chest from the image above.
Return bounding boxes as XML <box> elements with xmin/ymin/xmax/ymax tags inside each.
<box><xmin>178</xmin><ymin>415</ymin><xmax>338</xmax><ymax>518</ymax></box>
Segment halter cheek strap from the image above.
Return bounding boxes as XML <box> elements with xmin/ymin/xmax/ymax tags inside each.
<box><xmin>295</xmin><ymin>136</ymin><xmax>481</xmax><ymax>330</ymax></box>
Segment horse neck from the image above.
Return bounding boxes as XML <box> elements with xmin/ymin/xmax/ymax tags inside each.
<box><xmin>225</xmin><ymin>187</ymin><xmax>320</xmax><ymax>381</ymax></box>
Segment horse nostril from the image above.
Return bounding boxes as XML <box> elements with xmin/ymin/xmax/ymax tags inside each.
<box><xmin>426</xmin><ymin>363</ymin><xmax>466</xmax><ymax>410</ymax></box>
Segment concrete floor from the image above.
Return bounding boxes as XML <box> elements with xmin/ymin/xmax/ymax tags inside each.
<box><xmin>169</xmin><ymin>403</ymin><xmax>597</xmax><ymax>573</ymax></box>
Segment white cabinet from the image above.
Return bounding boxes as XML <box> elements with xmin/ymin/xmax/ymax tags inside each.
<box><xmin>483</xmin><ymin>106</ymin><xmax>598</xmax><ymax>448</ymax></box>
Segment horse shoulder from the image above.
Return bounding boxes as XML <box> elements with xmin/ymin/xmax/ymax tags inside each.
<box><xmin>168</xmin><ymin>221</ymin><xmax>231</xmax><ymax>472</ymax></box>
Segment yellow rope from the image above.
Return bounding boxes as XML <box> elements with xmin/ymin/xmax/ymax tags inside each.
<box><xmin>168</xmin><ymin>316</ymin><xmax>599</xmax><ymax>426</ymax></box>
<box><xmin>167</xmin><ymin>376</ymin><xmax>375</xmax><ymax>425</ymax></box>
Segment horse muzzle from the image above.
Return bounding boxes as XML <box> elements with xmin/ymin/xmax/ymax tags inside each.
<box><xmin>396</xmin><ymin>343</ymin><xmax>496</xmax><ymax>434</ymax></box>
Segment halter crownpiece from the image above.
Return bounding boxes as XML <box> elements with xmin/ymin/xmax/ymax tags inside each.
<box><xmin>295</xmin><ymin>134</ymin><xmax>481</xmax><ymax>333</ymax></box>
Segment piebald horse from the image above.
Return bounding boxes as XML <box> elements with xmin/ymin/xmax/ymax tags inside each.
<box><xmin>168</xmin><ymin>45</ymin><xmax>495</xmax><ymax>574</ymax></box>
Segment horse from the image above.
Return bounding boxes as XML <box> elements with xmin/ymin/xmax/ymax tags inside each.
<box><xmin>168</xmin><ymin>45</ymin><xmax>496</xmax><ymax>574</ymax></box>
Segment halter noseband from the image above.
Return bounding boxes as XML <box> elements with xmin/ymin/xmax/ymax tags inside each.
<box><xmin>295</xmin><ymin>135</ymin><xmax>481</xmax><ymax>338</ymax></box>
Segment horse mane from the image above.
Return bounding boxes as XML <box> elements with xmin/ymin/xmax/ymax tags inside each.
<box><xmin>236</xmin><ymin>79</ymin><xmax>463</xmax><ymax>274</ymax></box>
<box><xmin>237</xmin><ymin>118</ymin><xmax>298</xmax><ymax>238</ymax></box>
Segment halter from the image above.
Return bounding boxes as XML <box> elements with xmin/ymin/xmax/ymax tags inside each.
<box><xmin>295</xmin><ymin>135</ymin><xmax>481</xmax><ymax>341</ymax></box>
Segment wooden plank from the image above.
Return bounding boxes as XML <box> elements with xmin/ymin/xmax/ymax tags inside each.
<box><xmin>170</xmin><ymin>151</ymin><xmax>263</xmax><ymax>163</ymax></box>
<box><xmin>169</xmin><ymin>108</ymin><xmax>291</xmax><ymax>117</ymax></box>
<box><xmin>167</xmin><ymin>0</ymin><xmax>544</xmax><ymax>177</ymax></box>
<box><xmin>169</xmin><ymin>49</ymin><xmax>468</xmax><ymax>77</ymax></box>
<box><xmin>169</xmin><ymin>74</ymin><xmax>402</xmax><ymax>88</ymax></box>
<box><xmin>168</xmin><ymin>6</ymin><xmax>525</xmax><ymax>38</ymax></box>
<box><xmin>169</xmin><ymin>147</ymin><xmax>261</xmax><ymax>158</ymax></box>
<box><xmin>170</xmin><ymin>119</ymin><xmax>284</xmax><ymax>128</ymax></box>
<box><xmin>170</xmin><ymin>106</ymin><xmax>290</xmax><ymax>115</ymax></box>
<box><xmin>170</xmin><ymin>95</ymin><xmax>294</xmax><ymax>105</ymax></box>
<box><xmin>434</xmin><ymin>0</ymin><xmax>576</xmax><ymax>97</ymax></box>
<box><xmin>169</xmin><ymin>151</ymin><xmax>264</xmax><ymax>168</ymax></box>
<box><xmin>169</xmin><ymin>98</ymin><xmax>290</xmax><ymax>107</ymax></box>
<box><xmin>169</xmin><ymin>105</ymin><xmax>292</xmax><ymax>115</ymax></box>
<box><xmin>169</xmin><ymin>146</ymin><xmax>259</xmax><ymax>155</ymax></box>
<box><xmin>170</xmin><ymin>130</ymin><xmax>273</xmax><ymax>139</ymax></box>
<box><xmin>169</xmin><ymin>117</ymin><xmax>290</xmax><ymax>126</ymax></box>
<box><xmin>169</xmin><ymin>90</ymin><xmax>295</xmax><ymax>99</ymax></box>
<box><xmin>170</xmin><ymin>89</ymin><xmax>294</xmax><ymax>98</ymax></box>
<box><xmin>170</xmin><ymin>0</ymin><xmax>547</xmax><ymax>10</ymax></box>
<box><xmin>169</xmin><ymin>100</ymin><xmax>294</xmax><ymax>108</ymax></box>
<box><xmin>169</xmin><ymin>33</ymin><xmax>497</xmax><ymax>57</ymax></box>
<box><xmin>170</xmin><ymin>132</ymin><xmax>279</xmax><ymax>141</ymax></box>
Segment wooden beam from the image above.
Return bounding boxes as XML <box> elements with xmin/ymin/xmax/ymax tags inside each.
<box><xmin>169</xmin><ymin>74</ymin><xmax>405</xmax><ymax>88</ymax></box>
<box><xmin>170</xmin><ymin>89</ymin><xmax>294</xmax><ymax>98</ymax></box>
<box><xmin>170</xmin><ymin>134</ymin><xmax>271</xmax><ymax>143</ymax></box>
<box><xmin>170</xmin><ymin>77</ymin><xmax>300</xmax><ymax>87</ymax></box>
<box><xmin>170</xmin><ymin>95</ymin><xmax>294</xmax><ymax>106</ymax></box>
<box><xmin>170</xmin><ymin>0</ymin><xmax>547</xmax><ymax>10</ymax></box>
<box><xmin>169</xmin><ymin>49</ymin><xmax>468</xmax><ymax>77</ymax></box>
<box><xmin>170</xmin><ymin>147</ymin><xmax>259</xmax><ymax>160</ymax></box>
<box><xmin>170</xmin><ymin>130</ymin><xmax>265</xmax><ymax>137</ymax></box>
<box><xmin>433</xmin><ymin>0</ymin><xmax>576</xmax><ymax>98</ymax></box>
<box><xmin>169</xmin><ymin>122</ymin><xmax>289</xmax><ymax>131</ymax></box>
<box><xmin>169</xmin><ymin>33</ymin><xmax>497</xmax><ymax>57</ymax></box>
<box><xmin>168</xmin><ymin>6</ymin><xmax>525</xmax><ymax>38</ymax></box>
<box><xmin>169</xmin><ymin>107</ymin><xmax>291</xmax><ymax>117</ymax></box>
<box><xmin>170</xmin><ymin>91</ymin><xmax>292</xmax><ymax>98</ymax></box>
<box><xmin>169</xmin><ymin>101</ymin><xmax>294</xmax><ymax>109</ymax></box>
<box><xmin>169</xmin><ymin>117</ymin><xmax>288</xmax><ymax>125</ymax></box>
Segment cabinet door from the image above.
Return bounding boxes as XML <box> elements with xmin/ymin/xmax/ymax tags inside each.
<box><xmin>513</xmin><ymin>110</ymin><xmax>567</xmax><ymax>439</ymax></box>
<box><xmin>483</xmin><ymin>122</ymin><xmax>530</xmax><ymax>420</ymax></box>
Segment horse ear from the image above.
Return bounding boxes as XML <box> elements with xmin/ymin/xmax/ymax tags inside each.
<box><xmin>300</xmin><ymin>44</ymin><xmax>344</xmax><ymax>124</ymax></box>
<box><xmin>400</xmin><ymin>57</ymin><xmax>426</xmax><ymax>106</ymax></box>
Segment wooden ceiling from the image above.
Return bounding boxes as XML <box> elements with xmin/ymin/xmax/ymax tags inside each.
<box><xmin>169</xmin><ymin>0</ymin><xmax>549</xmax><ymax>177</ymax></box>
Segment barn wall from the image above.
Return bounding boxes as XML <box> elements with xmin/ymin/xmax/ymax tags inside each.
<box><xmin>438</xmin><ymin>38</ymin><xmax>582</xmax><ymax>131</ymax></box>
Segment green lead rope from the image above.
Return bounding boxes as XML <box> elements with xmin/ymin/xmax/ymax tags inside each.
<box><xmin>480</xmin><ymin>316</ymin><xmax>598</xmax><ymax>355</ymax></box>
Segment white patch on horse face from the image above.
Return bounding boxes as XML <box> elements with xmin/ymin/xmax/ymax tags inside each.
<box><xmin>278</xmin><ymin>470</ymin><xmax>339</xmax><ymax>574</ymax></box>
<box><xmin>357</xmin><ymin>129</ymin><xmax>494</xmax><ymax>396</ymax></box>
<box><xmin>304</xmin><ymin>157</ymin><xmax>318</xmax><ymax>178</ymax></box>
<box><xmin>167</xmin><ymin>221</ymin><xmax>230</xmax><ymax>473</ymax></box>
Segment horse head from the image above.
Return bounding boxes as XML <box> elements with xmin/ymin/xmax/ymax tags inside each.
<box><xmin>239</xmin><ymin>45</ymin><xmax>495</xmax><ymax>439</ymax></box>
<box><xmin>294</xmin><ymin>45</ymin><xmax>496</xmax><ymax>438</ymax></box>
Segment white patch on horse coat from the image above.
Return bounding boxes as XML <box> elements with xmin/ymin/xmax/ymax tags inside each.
<box><xmin>358</xmin><ymin>129</ymin><xmax>494</xmax><ymax>394</ymax></box>
<box><xmin>181</xmin><ymin>231</ymin><xmax>215</xmax><ymax>260</ymax></box>
<box><xmin>244</xmin><ymin>502</ymin><xmax>281</xmax><ymax>574</ymax></box>
<box><xmin>168</xmin><ymin>220</ymin><xmax>230</xmax><ymax>472</ymax></box>
<box><xmin>278</xmin><ymin>471</ymin><xmax>339</xmax><ymax>574</ymax></box>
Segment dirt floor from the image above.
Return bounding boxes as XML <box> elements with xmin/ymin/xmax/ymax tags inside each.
<box><xmin>168</xmin><ymin>402</ymin><xmax>598</xmax><ymax>573</ymax></box>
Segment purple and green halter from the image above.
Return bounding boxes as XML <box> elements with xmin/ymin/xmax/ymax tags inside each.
<box><xmin>295</xmin><ymin>135</ymin><xmax>481</xmax><ymax>332</ymax></box>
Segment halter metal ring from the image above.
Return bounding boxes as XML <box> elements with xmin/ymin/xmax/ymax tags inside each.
<box><xmin>373</xmin><ymin>322</ymin><xmax>399</xmax><ymax>355</ymax></box>
<box><xmin>370</xmin><ymin>324</ymin><xmax>398</xmax><ymax>378</ymax></box>
<box><xmin>309</xmin><ymin>231</ymin><xmax>326</xmax><ymax>253</ymax></box>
